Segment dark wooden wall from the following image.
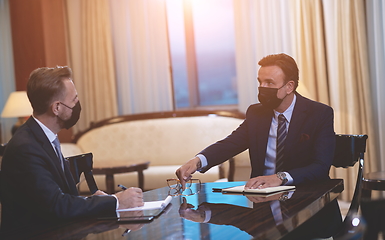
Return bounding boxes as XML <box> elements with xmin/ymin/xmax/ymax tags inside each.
<box><xmin>9</xmin><ymin>0</ymin><xmax>72</xmax><ymax>142</ymax></box>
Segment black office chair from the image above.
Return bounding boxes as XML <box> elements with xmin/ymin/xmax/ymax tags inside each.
<box><xmin>0</xmin><ymin>143</ymin><xmax>6</xmax><ymax>203</ymax></box>
<box><xmin>0</xmin><ymin>143</ymin><xmax>6</xmax><ymax>156</ymax></box>
<box><xmin>332</xmin><ymin>134</ymin><xmax>368</xmax><ymax>219</ymax></box>
<box><xmin>332</xmin><ymin>134</ymin><xmax>368</xmax><ymax>239</ymax></box>
<box><xmin>66</xmin><ymin>152</ymin><xmax>98</xmax><ymax>194</ymax></box>
<box><xmin>362</xmin><ymin>172</ymin><xmax>385</xmax><ymax>197</ymax></box>
<box><xmin>361</xmin><ymin>199</ymin><xmax>385</xmax><ymax>239</ymax></box>
<box><xmin>362</xmin><ymin>166</ymin><xmax>385</xmax><ymax>199</ymax></box>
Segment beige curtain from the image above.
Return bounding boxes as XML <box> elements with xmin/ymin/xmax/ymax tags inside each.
<box><xmin>233</xmin><ymin>0</ymin><xmax>297</xmax><ymax>113</ymax></box>
<box><xmin>109</xmin><ymin>0</ymin><xmax>173</xmax><ymax>115</ymax></box>
<box><xmin>65</xmin><ymin>0</ymin><xmax>118</xmax><ymax>132</ymax></box>
<box><xmin>323</xmin><ymin>0</ymin><xmax>378</xmax><ymax>200</ymax></box>
<box><xmin>291</xmin><ymin>0</ymin><xmax>329</xmax><ymax>104</ymax></box>
<box><xmin>366</xmin><ymin>0</ymin><xmax>385</xmax><ymax>173</ymax></box>
<box><xmin>232</xmin><ymin>0</ymin><xmax>259</xmax><ymax>113</ymax></box>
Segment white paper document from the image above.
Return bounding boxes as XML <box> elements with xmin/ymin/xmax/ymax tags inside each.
<box><xmin>117</xmin><ymin>196</ymin><xmax>173</xmax><ymax>212</ymax></box>
<box><xmin>222</xmin><ymin>185</ymin><xmax>295</xmax><ymax>194</ymax></box>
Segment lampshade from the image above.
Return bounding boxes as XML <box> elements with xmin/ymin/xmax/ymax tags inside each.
<box><xmin>1</xmin><ymin>91</ymin><xmax>33</xmax><ymax>118</ymax></box>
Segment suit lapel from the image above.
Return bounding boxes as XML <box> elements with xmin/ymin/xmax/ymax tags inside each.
<box><xmin>254</xmin><ymin>106</ymin><xmax>274</xmax><ymax>174</ymax></box>
<box><xmin>63</xmin><ymin>159</ymin><xmax>79</xmax><ymax>195</ymax></box>
<box><xmin>284</xmin><ymin>94</ymin><xmax>308</xmax><ymax>154</ymax></box>
<box><xmin>26</xmin><ymin>117</ymin><xmax>73</xmax><ymax>192</ymax></box>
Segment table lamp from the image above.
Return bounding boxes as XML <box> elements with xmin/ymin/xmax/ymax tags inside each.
<box><xmin>1</xmin><ymin>91</ymin><xmax>33</xmax><ymax>135</ymax></box>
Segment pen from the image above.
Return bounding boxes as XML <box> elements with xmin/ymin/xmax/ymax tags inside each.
<box><xmin>118</xmin><ymin>184</ymin><xmax>127</xmax><ymax>190</ymax></box>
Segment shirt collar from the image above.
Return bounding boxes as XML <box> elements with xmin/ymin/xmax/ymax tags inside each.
<box><xmin>274</xmin><ymin>94</ymin><xmax>297</xmax><ymax>123</ymax></box>
<box><xmin>32</xmin><ymin>116</ymin><xmax>58</xmax><ymax>143</ymax></box>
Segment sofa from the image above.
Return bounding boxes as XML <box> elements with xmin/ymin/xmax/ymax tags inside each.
<box><xmin>61</xmin><ymin>110</ymin><xmax>251</xmax><ymax>193</ymax></box>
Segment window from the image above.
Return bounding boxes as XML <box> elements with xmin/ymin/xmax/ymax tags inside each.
<box><xmin>166</xmin><ymin>0</ymin><xmax>237</xmax><ymax>109</ymax></box>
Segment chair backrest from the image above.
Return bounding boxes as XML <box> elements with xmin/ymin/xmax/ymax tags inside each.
<box><xmin>0</xmin><ymin>143</ymin><xmax>7</xmax><ymax>156</ymax></box>
<box><xmin>66</xmin><ymin>153</ymin><xmax>98</xmax><ymax>194</ymax></box>
<box><xmin>361</xmin><ymin>199</ymin><xmax>385</xmax><ymax>239</ymax></box>
<box><xmin>331</xmin><ymin>134</ymin><xmax>368</xmax><ymax>236</ymax></box>
<box><xmin>0</xmin><ymin>143</ymin><xmax>6</xmax><ymax>203</ymax></box>
<box><xmin>332</xmin><ymin>134</ymin><xmax>368</xmax><ymax>168</ymax></box>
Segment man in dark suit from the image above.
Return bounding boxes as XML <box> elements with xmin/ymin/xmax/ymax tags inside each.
<box><xmin>0</xmin><ymin>66</ymin><xmax>143</xmax><ymax>234</ymax></box>
<box><xmin>176</xmin><ymin>53</ymin><xmax>335</xmax><ymax>189</ymax></box>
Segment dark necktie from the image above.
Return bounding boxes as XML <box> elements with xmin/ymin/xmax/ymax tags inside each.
<box><xmin>276</xmin><ymin>114</ymin><xmax>287</xmax><ymax>172</ymax></box>
<box><xmin>52</xmin><ymin>137</ymin><xmax>64</xmax><ymax>171</ymax></box>
<box><xmin>52</xmin><ymin>137</ymin><xmax>78</xmax><ymax>195</ymax></box>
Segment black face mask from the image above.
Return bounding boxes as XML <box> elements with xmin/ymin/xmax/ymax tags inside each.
<box><xmin>258</xmin><ymin>84</ymin><xmax>286</xmax><ymax>109</ymax></box>
<box><xmin>59</xmin><ymin>101</ymin><xmax>81</xmax><ymax>129</ymax></box>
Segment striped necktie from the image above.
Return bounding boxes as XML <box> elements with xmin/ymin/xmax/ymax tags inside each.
<box><xmin>276</xmin><ymin>114</ymin><xmax>287</xmax><ymax>172</ymax></box>
<box><xmin>52</xmin><ymin>137</ymin><xmax>79</xmax><ymax>195</ymax></box>
<box><xmin>52</xmin><ymin>137</ymin><xmax>65</xmax><ymax>171</ymax></box>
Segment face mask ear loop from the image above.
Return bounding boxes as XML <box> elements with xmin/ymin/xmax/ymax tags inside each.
<box><xmin>277</xmin><ymin>82</ymin><xmax>291</xmax><ymax>101</ymax></box>
<box><xmin>277</xmin><ymin>82</ymin><xmax>288</xmax><ymax>91</ymax></box>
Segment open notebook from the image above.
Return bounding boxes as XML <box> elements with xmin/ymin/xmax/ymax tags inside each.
<box><xmin>99</xmin><ymin>196</ymin><xmax>173</xmax><ymax>222</ymax></box>
<box><xmin>117</xmin><ymin>196</ymin><xmax>173</xmax><ymax>212</ymax></box>
<box><xmin>220</xmin><ymin>185</ymin><xmax>295</xmax><ymax>195</ymax></box>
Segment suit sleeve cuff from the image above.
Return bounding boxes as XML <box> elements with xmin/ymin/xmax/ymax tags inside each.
<box><xmin>196</xmin><ymin>154</ymin><xmax>208</xmax><ymax>171</ymax></box>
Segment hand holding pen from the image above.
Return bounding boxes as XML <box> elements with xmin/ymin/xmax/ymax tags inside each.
<box><xmin>117</xmin><ymin>184</ymin><xmax>143</xmax><ymax>236</ymax></box>
<box><xmin>115</xmin><ymin>184</ymin><xmax>144</xmax><ymax>209</ymax></box>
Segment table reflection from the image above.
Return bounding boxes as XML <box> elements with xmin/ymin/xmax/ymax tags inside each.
<box><xmin>0</xmin><ymin>180</ymin><xmax>344</xmax><ymax>240</ymax></box>
<box><xmin>0</xmin><ymin>210</ymin><xmax>145</xmax><ymax>240</ymax></box>
<box><xmin>179</xmin><ymin>190</ymin><xmax>342</xmax><ymax>239</ymax></box>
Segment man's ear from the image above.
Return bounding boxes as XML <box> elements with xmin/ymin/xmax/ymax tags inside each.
<box><xmin>286</xmin><ymin>80</ymin><xmax>295</xmax><ymax>94</ymax></box>
<box><xmin>51</xmin><ymin>101</ymin><xmax>60</xmax><ymax>116</ymax></box>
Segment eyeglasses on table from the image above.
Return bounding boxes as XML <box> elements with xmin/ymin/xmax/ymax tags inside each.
<box><xmin>166</xmin><ymin>178</ymin><xmax>201</xmax><ymax>196</ymax></box>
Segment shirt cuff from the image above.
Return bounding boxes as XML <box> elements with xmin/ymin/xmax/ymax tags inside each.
<box><xmin>112</xmin><ymin>194</ymin><xmax>119</xmax><ymax>210</ymax></box>
<box><xmin>284</xmin><ymin>172</ymin><xmax>293</xmax><ymax>185</ymax></box>
<box><xmin>111</xmin><ymin>194</ymin><xmax>120</xmax><ymax>217</ymax></box>
<box><xmin>196</xmin><ymin>154</ymin><xmax>208</xmax><ymax>171</ymax></box>
<box><xmin>198</xmin><ymin>205</ymin><xmax>212</xmax><ymax>223</ymax></box>
<box><xmin>203</xmin><ymin>209</ymin><xmax>211</xmax><ymax>223</ymax></box>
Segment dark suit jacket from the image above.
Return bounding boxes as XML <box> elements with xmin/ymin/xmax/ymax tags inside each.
<box><xmin>0</xmin><ymin>117</ymin><xmax>116</xmax><ymax>233</ymax></box>
<box><xmin>200</xmin><ymin>93</ymin><xmax>335</xmax><ymax>184</ymax></box>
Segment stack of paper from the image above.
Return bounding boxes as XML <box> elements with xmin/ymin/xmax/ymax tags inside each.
<box><xmin>117</xmin><ymin>195</ymin><xmax>173</xmax><ymax>212</ymax></box>
<box><xmin>221</xmin><ymin>185</ymin><xmax>295</xmax><ymax>195</ymax></box>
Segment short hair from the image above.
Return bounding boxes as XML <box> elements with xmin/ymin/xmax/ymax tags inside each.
<box><xmin>27</xmin><ymin>66</ymin><xmax>72</xmax><ymax>115</ymax></box>
<box><xmin>258</xmin><ymin>53</ymin><xmax>299</xmax><ymax>90</ymax></box>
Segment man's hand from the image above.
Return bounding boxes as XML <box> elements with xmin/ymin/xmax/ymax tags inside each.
<box><xmin>245</xmin><ymin>174</ymin><xmax>282</xmax><ymax>189</ymax></box>
<box><xmin>115</xmin><ymin>187</ymin><xmax>144</xmax><ymax>209</ymax></box>
<box><xmin>175</xmin><ymin>157</ymin><xmax>201</xmax><ymax>190</ymax></box>
<box><xmin>178</xmin><ymin>197</ymin><xmax>206</xmax><ymax>223</ymax></box>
